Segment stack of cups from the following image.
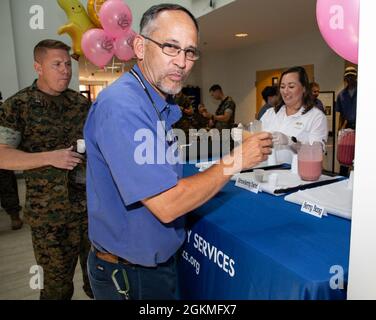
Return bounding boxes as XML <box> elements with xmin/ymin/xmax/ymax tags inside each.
<box><xmin>231</xmin><ymin>124</ymin><xmax>243</xmax><ymax>142</ymax></box>
<box><xmin>291</xmin><ymin>154</ymin><xmax>298</xmax><ymax>174</ymax></box>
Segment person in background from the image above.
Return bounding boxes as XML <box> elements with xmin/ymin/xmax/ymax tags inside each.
<box><xmin>336</xmin><ymin>66</ymin><xmax>358</xmax><ymax>176</ymax></box>
<box><xmin>310</xmin><ymin>82</ymin><xmax>325</xmax><ymax>113</ymax></box>
<box><xmin>0</xmin><ymin>91</ymin><xmax>23</xmax><ymax>230</ymax></box>
<box><xmin>174</xmin><ymin>91</ymin><xmax>199</xmax><ymax>137</ymax></box>
<box><xmin>204</xmin><ymin>84</ymin><xmax>236</xmax><ymax>130</ymax></box>
<box><xmin>336</xmin><ymin>66</ymin><xmax>358</xmax><ymax>131</ymax></box>
<box><xmin>261</xmin><ymin>66</ymin><xmax>328</xmax><ymax>164</ymax></box>
<box><xmin>0</xmin><ymin>40</ymin><xmax>92</xmax><ymax>299</ymax></box>
<box><xmin>197</xmin><ymin>103</ymin><xmax>210</xmax><ymax>129</ymax></box>
<box><xmin>256</xmin><ymin>86</ymin><xmax>279</xmax><ymax>120</ymax></box>
<box><xmin>84</xmin><ymin>3</ymin><xmax>272</xmax><ymax>300</ymax></box>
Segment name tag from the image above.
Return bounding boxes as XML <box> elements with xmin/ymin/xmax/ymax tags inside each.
<box><xmin>301</xmin><ymin>201</ymin><xmax>326</xmax><ymax>218</ymax></box>
<box><xmin>235</xmin><ymin>177</ymin><xmax>260</xmax><ymax>194</ymax></box>
<box><xmin>294</xmin><ymin>121</ymin><xmax>304</xmax><ymax>130</ymax></box>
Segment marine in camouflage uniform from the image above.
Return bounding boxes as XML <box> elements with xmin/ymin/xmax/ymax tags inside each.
<box><xmin>174</xmin><ymin>92</ymin><xmax>200</xmax><ymax>139</ymax></box>
<box><xmin>213</xmin><ymin>96</ymin><xmax>236</xmax><ymax>130</ymax></box>
<box><xmin>0</xmin><ymin>80</ymin><xmax>92</xmax><ymax>299</ymax></box>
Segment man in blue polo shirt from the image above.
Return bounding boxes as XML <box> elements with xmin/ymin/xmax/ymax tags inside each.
<box><xmin>84</xmin><ymin>4</ymin><xmax>272</xmax><ymax>300</ymax></box>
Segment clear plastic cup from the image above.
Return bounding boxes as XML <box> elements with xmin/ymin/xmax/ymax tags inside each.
<box><xmin>254</xmin><ymin>169</ymin><xmax>265</xmax><ymax>183</ymax></box>
<box><xmin>248</xmin><ymin>120</ymin><xmax>262</xmax><ymax>133</ymax></box>
<box><xmin>77</xmin><ymin>139</ymin><xmax>86</xmax><ymax>154</ymax></box>
<box><xmin>298</xmin><ymin>142</ymin><xmax>323</xmax><ymax>181</ymax></box>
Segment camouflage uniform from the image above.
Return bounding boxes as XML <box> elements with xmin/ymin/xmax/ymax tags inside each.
<box><xmin>174</xmin><ymin>93</ymin><xmax>200</xmax><ymax>138</ymax></box>
<box><xmin>214</xmin><ymin>96</ymin><xmax>236</xmax><ymax>130</ymax></box>
<box><xmin>195</xmin><ymin>113</ymin><xmax>209</xmax><ymax>130</ymax></box>
<box><xmin>0</xmin><ymin>169</ymin><xmax>21</xmax><ymax>215</ymax></box>
<box><xmin>0</xmin><ymin>81</ymin><xmax>92</xmax><ymax>300</ymax></box>
<box><xmin>175</xmin><ymin>92</ymin><xmax>192</xmax><ymax>110</ymax></box>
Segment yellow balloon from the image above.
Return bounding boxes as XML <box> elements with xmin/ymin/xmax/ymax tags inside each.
<box><xmin>87</xmin><ymin>0</ymin><xmax>107</xmax><ymax>28</ymax></box>
<box><xmin>57</xmin><ymin>0</ymin><xmax>95</xmax><ymax>57</ymax></box>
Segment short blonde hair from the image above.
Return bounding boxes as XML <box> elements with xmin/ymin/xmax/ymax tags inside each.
<box><xmin>34</xmin><ymin>39</ymin><xmax>71</xmax><ymax>62</ymax></box>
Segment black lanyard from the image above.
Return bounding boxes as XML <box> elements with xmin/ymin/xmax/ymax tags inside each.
<box><xmin>129</xmin><ymin>68</ymin><xmax>175</xmax><ymax>145</ymax></box>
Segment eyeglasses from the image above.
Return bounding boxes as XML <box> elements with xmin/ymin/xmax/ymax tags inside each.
<box><xmin>142</xmin><ymin>35</ymin><xmax>200</xmax><ymax>61</ymax></box>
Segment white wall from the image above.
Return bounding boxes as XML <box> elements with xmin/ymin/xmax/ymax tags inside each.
<box><xmin>0</xmin><ymin>0</ymin><xmax>19</xmax><ymax>100</ymax></box>
<box><xmin>347</xmin><ymin>0</ymin><xmax>376</xmax><ymax>300</ymax></box>
<box><xmin>192</xmin><ymin>31</ymin><xmax>345</xmax><ymax>124</ymax></box>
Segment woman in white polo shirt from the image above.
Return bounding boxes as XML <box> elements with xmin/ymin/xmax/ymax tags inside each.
<box><xmin>261</xmin><ymin>66</ymin><xmax>328</xmax><ymax>164</ymax></box>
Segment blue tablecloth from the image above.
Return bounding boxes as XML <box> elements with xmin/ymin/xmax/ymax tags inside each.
<box><xmin>177</xmin><ymin>165</ymin><xmax>351</xmax><ymax>300</ymax></box>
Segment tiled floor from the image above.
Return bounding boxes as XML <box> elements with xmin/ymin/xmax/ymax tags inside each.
<box><xmin>0</xmin><ymin>178</ymin><xmax>90</xmax><ymax>300</ymax></box>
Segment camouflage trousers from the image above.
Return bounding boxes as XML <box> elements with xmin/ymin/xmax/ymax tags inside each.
<box><xmin>0</xmin><ymin>169</ymin><xmax>21</xmax><ymax>215</ymax></box>
<box><xmin>31</xmin><ymin>217</ymin><xmax>92</xmax><ymax>300</ymax></box>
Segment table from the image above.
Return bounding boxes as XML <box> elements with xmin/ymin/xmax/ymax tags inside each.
<box><xmin>177</xmin><ymin>165</ymin><xmax>351</xmax><ymax>300</ymax></box>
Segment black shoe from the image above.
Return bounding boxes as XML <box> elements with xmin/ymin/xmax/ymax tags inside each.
<box><xmin>10</xmin><ymin>213</ymin><xmax>23</xmax><ymax>230</ymax></box>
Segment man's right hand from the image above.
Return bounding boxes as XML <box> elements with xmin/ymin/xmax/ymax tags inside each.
<box><xmin>48</xmin><ymin>146</ymin><xmax>84</xmax><ymax>170</ymax></box>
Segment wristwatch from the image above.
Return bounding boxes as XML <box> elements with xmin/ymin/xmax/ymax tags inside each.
<box><xmin>291</xmin><ymin>136</ymin><xmax>298</xmax><ymax>143</ymax></box>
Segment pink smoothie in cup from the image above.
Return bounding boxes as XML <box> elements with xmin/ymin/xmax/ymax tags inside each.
<box><xmin>298</xmin><ymin>159</ymin><xmax>322</xmax><ymax>181</ymax></box>
<box><xmin>298</xmin><ymin>142</ymin><xmax>323</xmax><ymax>181</ymax></box>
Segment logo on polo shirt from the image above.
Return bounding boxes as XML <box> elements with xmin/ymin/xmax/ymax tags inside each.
<box><xmin>294</xmin><ymin>121</ymin><xmax>304</xmax><ymax>130</ymax></box>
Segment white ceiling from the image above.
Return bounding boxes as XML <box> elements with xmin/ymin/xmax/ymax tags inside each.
<box><xmin>79</xmin><ymin>56</ymin><xmax>135</xmax><ymax>83</ymax></box>
<box><xmin>197</xmin><ymin>0</ymin><xmax>319</xmax><ymax>52</ymax></box>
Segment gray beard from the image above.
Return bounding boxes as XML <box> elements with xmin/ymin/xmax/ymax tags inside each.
<box><xmin>156</xmin><ymin>77</ymin><xmax>185</xmax><ymax>96</ymax></box>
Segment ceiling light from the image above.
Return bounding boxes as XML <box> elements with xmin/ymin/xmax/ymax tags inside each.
<box><xmin>235</xmin><ymin>33</ymin><xmax>249</xmax><ymax>38</ymax></box>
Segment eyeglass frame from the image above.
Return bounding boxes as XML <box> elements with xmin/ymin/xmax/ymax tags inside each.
<box><xmin>141</xmin><ymin>35</ymin><xmax>200</xmax><ymax>61</ymax></box>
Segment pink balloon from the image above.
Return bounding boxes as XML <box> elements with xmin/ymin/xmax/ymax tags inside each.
<box><xmin>316</xmin><ymin>0</ymin><xmax>359</xmax><ymax>64</ymax></box>
<box><xmin>99</xmin><ymin>0</ymin><xmax>133</xmax><ymax>38</ymax></box>
<box><xmin>81</xmin><ymin>29</ymin><xmax>114</xmax><ymax>68</ymax></box>
<box><xmin>114</xmin><ymin>29</ymin><xmax>136</xmax><ymax>61</ymax></box>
